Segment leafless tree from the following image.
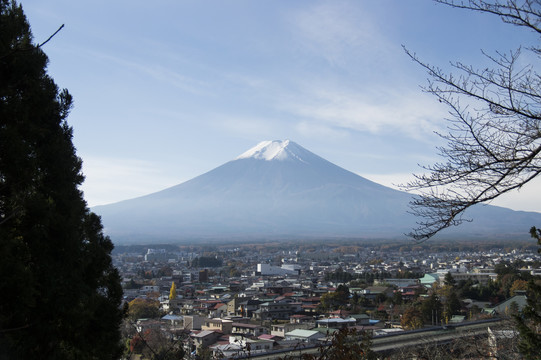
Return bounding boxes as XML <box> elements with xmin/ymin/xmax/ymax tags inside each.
<box><xmin>402</xmin><ymin>0</ymin><xmax>541</xmax><ymax>241</ymax></box>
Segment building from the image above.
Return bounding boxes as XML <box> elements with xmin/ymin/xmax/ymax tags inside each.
<box><xmin>231</xmin><ymin>323</ymin><xmax>267</xmax><ymax>337</ymax></box>
<box><xmin>183</xmin><ymin>315</ymin><xmax>204</xmax><ymax>330</ymax></box>
<box><xmin>202</xmin><ymin>318</ymin><xmax>233</xmax><ymax>334</ymax></box>
<box><xmin>316</xmin><ymin>317</ymin><xmax>357</xmax><ymax>329</ymax></box>
<box><xmin>145</xmin><ymin>249</ymin><xmax>168</xmax><ymax>262</ymax></box>
<box><xmin>191</xmin><ymin>330</ymin><xmax>222</xmax><ymax>350</ymax></box>
<box><xmin>284</xmin><ymin>329</ymin><xmax>325</xmax><ymax>343</ymax></box>
<box><xmin>253</xmin><ymin>300</ymin><xmax>302</xmax><ymax>321</ymax></box>
<box><xmin>256</xmin><ymin>264</ymin><xmax>300</xmax><ymax>276</ymax></box>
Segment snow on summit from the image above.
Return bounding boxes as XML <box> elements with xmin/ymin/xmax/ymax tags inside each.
<box><xmin>236</xmin><ymin>140</ymin><xmax>307</xmax><ymax>162</ymax></box>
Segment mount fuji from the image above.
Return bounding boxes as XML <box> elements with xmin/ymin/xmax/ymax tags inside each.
<box><xmin>93</xmin><ymin>140</ymin><xmax>541</xmax><ymax>243</ymax></box>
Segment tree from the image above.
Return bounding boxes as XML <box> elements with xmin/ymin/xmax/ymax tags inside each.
<box><xmin>509</xmin><ymin>278</ymin><xmax>528</xmax><ymax>296</ymax></box>
<box><xmin>513</xmin><ymin>227</ymin><xmax>541</xmax><ymax>359</ymax></box>
<box><xmin>420</xmin><ymin>293</ymin><xmax>443</xmax><ymax>325</ymax></box>
<box><xmin>169</xmin><ymin>281</ymin><xmax>177</xmax><ymax>300</ymax></box>
<box><xmin>443</xmin><ymin>272</ymin><xmax>456</xmax><ymax>287</ymax></box>
<box><xmin>129</xmin><ymin>328</ymin><xmax>187</xmax><ymax>360</ymax></box>
<box><xmin>443</xmin><ymin>291</ymin><xmax>462</xmax><ymax>323</ymax></box>
<box><xmin>128</xmin><ymin>298</ymin><xmax>161</xmax><ymax>320</ymax></box>
<box><xmin>0</xmin><ymin>2</ymin><xmax>123</xmax><ymax>358</ymax></box>
<box><xmin>403</xmin><ymin>0</ymin><xmax>541</xmax><ymax>241</ymax></box>
<box><xmin>400</xmin><ymin>306</ymin><xmax>424</xmax><ymax>330</ymax></box>
<box><xmin>335</xmin><ymin>284</ymin><xmax>351</xmax><ymax>305</ymax></box>
<box><xmin>392</xmin><ymin>291</ymin><xmax>403</xmax><ymax>306</ymax></box>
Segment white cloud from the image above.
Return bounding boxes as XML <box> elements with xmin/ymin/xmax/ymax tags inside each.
<box><xmin>362</xmin><ymin>172</ymin><xmax>541</xmax><ymax>213</ymax></box>
<box><xmin>291</xmin><ymin>1</ymin><xmax>388</xmax><ymax>66</ymax></box>
<box><xmin>212</xmin><ymin>114</ymin><xmax>279</xmax><ymax>138</ymax></box>
<box><xmin>282</xmin><ymin>84</ymin><xmax>446</xmax><ymax>140</ymax></box>
<box><xmin>360</xmin><ymin>172</ymin><xmax>417</xmax><ymax>190</ymax></box>
<box><xmin>485</xmin><ymin>177</ymin><xmax>541</xmax><ymax>213</ymax></box>
<box><xmin>80</xmin><ymin>157</ymin><xmax>182</xmax><ymax>207</ymax></box>
<box><xmin>86</xmin><ymin>50</ymin><xmax>213</xmax><ymax>96</ymax></box>
<box><xmin>295</xmin><ymin>121</ymin><xmax>351</xmax><ymax>140</ymax></box>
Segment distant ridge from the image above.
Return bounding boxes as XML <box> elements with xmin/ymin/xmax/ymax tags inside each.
<box><xmin>93</xmin><ymin>140</ymin><xmax>541</xmax><ymax>243</ymax></box>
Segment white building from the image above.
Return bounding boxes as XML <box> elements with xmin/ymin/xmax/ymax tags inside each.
<box><xmin>256</xmin><ymin>263</ymin><xmax>300</xmax><ymax>276</ymax></box>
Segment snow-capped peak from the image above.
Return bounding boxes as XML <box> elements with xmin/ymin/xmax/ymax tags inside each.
<box><xmin>236</xmin><ymin>140</ymin><xmax>306</xmax><ymax>162</ymax></box>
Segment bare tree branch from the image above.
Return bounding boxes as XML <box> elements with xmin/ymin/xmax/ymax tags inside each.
<box><xmin>37</xmin><ymin>24</ymin><xmax>64</xmax><ymax>49</ymax></box>
<box><xmin>401</xmin><ymin>0</ymin><xmax>541</xmax><ymax>241</ymax></box>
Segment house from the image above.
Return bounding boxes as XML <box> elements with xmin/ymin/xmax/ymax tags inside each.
<box><xmin>161</xmin><ymin>314</ymin><xmax>183</xmax><ymax>328</ymax></box>
<box><xmin>237</xmin><ymin>299</ymin><xmax>261</xmax><ymax>317</ymax></box>
<box><xmin>378</xmin><ymin>278</ymin><xmax>419</xmax><ymax>287</ymax></box>
<box><xmin>140</xmin><ymin>285</ymin><xmax>160</xmax><ymax>294</ymax></box>
<box><xmin>212</xmin><ymin>337</ymin><xmax>274</xmax><ymax>358</ymax></box>
<box><xmin>316</xmin><ymin>317</ymin><xmax>356</xmax><ymax>329</ymax></box>
<box><xmin>271</xmin><ymin>323</ymin><xmax>313</xmax><ymax>338</ymax></box>
<box><xmin>209</xmin><ymin>303</ymin><xmax>227</xmax><ymax>318</ymax></box>
<box><xmin>238</xmin><ymin>338</ymin><xmax>274</xmax><ymax>352</ymax></box>
<box><xmin>183</xmin><ymin>315</ymin><xmax>204</xmax><ymax>330</ymax></box>
<box><xmin>191</xmin><ymin>330</ymin><xmax>222</xmax><ymax>349</ymax></box>
<box><xmin>231</xmin><ymin>322</ymin><xmax>267</xmax><ymax>337</ymax></box>
<box><xmin>361</xmin><ymin>286</ymin><xmax>394</xmax><ymax>300</ymax></box>
<box><xmin>227</xmin><ymin>297</ymin><xmax>240</xmax><ymax>316</ymax></box>
<box><xmin>134</xmin><ymin>319</ymin><xmax>161</xmax><ymax>333</ymax></box>
<box><xmin>202</xmin><ymin>318</ymin><xmax>233</xmax><ymax>334</ymax></box>
<box><xmin>350</xmin><ymin>314</ymin><xmax>370</xmax><ymax>326</ymax></box>
<box><xmin>290</xmin><ymin>314</ymin><xmax>314</xmax><ymax>324</ymax></box>
<box><xmin>489</xmin><ymin>295</ymin><xmax>528</xmax><ymax>316</ymax></box>
<box><xmin>160</xmin><ymin>298</ymin><xmax>181</xmax><ymax>313</ymax></box>
<box><xmin>302</xmin><ymin>304</ymin><xmax>319</xmax><ymax>315</ymax></box>
<box><xmin>253</xmin><ymin>300</ymin><xmax>302</xmax><ymax>320</ymax></box>
<box><xmin>284</xmin><ymin>329</ymin><xmax>326</xmax><ymax>343</ymax></box>
<box><xmin>420</xmin><ymin>273</ymin><xmax>440</xmax><ymax>288</ymax></box>
<box><xmin>258</xmin><ymin>334</ymin><xmax>282</xmax><ymax>341</ymax></box>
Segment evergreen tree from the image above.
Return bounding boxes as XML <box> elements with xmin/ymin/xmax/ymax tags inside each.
<box><xmin>0</xmin><ymin>2</ymin><xmax>123</xmax><ymax>359</ymax></box>
<box><xmin>443</xmin><ymin>272</ymin><xmax>456</xmax><ymax>287</ymax></box>
<box><xmin>420</xmin><ymin>293</ymin><xmax>443</xmax><ymax>325</ymax></box>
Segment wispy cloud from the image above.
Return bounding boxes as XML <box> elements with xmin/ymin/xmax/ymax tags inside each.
<box><xmin>290</xmin><ymin>1</ymin><xmax>391</xmax><ymax>66</ymax></box>
<box><xmin>360</xmin><ymin>172</ymin><xmax>418</xmax><ymax>189</ymax></box>
<box><xmin>81</xmin><ymin>157</ymin><xmax>181</xmax><ymax>207</ymax></box>
<box><xmin>211</xmin><ymin>114</ymin><xmax>278</xmax><ymax>138</ymax></box>
<box><xmin>86</xmin><ymin>50</ymin><xmax>213</xmax><ymax>96</ymax></box>
<box><xmin>295</xmin><ymin>121</ymin><xmax>351</xmax><ymax>140</ymax></box>
<box><xmin>281</xmin><ymin>83</ymin><xmax>446</xmax><ymax>140</ymax></box>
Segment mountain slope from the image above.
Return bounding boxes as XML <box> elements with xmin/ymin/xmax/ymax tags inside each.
<box><xmin>93</xmin><ymin>140</ymin><xmax>541</xmax><ymax>243</ymax></box>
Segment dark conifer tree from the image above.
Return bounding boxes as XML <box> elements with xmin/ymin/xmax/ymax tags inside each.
<box><xmin>0</xmin><ymin>1</ymin><xmax>123</xmax><ymax>358</ymax></box>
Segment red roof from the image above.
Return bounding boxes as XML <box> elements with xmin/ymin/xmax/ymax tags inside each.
<box><xmin>212</xmin><ymin>303</ymin><xmax>226</xmax><ymax>310</ymax></box>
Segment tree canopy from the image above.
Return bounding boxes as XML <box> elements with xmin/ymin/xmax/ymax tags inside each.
<box><xmin>169</xmin><ymin>281</ymin><xmax>177</xmax><ymax>300</ymax></box>
<box><xmin>0</xmin><ymin>1</ymin><xmax>123</xmax><ymax>358</ymax></box>
<box><xmin>403</xmin><ymin>0</ymin><xmax>541</xmax><ymax>241</ymax></box>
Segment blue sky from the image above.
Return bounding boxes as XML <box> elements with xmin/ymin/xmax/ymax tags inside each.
<box><xmin>22</xmin><ymin>1</ymin><xmax>541</xmax><ymax>211</ymax></box>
